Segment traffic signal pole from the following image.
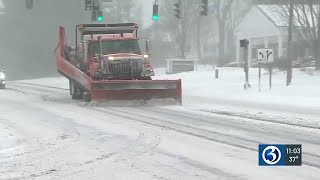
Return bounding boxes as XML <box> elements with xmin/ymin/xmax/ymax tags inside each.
<box><xmin>287</xmin><ymin>0</ymin><xmax>294</xmax><ymax>86</ymax></box>
<box><xmin>173</xmin><ymin>0</ymin><xmax>185</xmax><ymax>58</ymax></box>
<box><xmin>181</xmin><ymin>0</ymin><xmax>186</xmax><ymax>58</ymax></box>
<box><xmin>26</xmin><ymin>0</ymin><xmax>33</xmax><ymax>10</ymax></box>
<box><xmin>200</xmin><ymin>0</ymin><xmax>209</xmax><ymax>16</ymax></box>
<box><xmin>85</xmin><ymin>0</ymin><xmax>103</xmax><ymax>22</ymax></box>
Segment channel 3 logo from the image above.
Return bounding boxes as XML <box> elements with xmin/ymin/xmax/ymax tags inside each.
<box><xmin>259</xmin><ymin>144</ymin><xmax>285</xmax><ymax>166</ymax></box>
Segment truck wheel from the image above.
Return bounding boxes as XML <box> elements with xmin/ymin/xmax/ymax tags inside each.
<box><xmin>69</xmin><ymin>80</ymin><xmax>82</xmax><ymax>99</ymax></box>
<box><xmin>140</xmin><ymin>77</ymin><xmax>152</xmax><ymax>80</ymax></box>
<box><xmin>0</xmin><ymin>84</ymin><xmax>5</xmax><ymax>89</ymax></box>
<box><xmin>83</xmin><ymin>92</ymin><xmax>91</xmax><ymax>102</ymax></box>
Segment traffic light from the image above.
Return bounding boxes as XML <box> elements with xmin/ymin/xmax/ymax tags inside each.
<box><xmin>26</xmin><ymin>0</ymin><xmax>33</xmax><ymax>10</ymax></box>
<box><xmin>240</xmin><ymin>39</ymin><xmax>249</xmax><ymax>48</ymax></box>
<box><xmin>92</xmin><ymin>10</ymin><xmax>97</xmax><ymax>21</ymax></box>
<box><xmin>97</xmin><ymin>10</ymin><xmax>103</xmax><ymax>22</ymax></box>
<box><xmin>200</xmin><ymin>0</ymin><xmax>208</xmax><ymax>16</ymax></box>
<box><xmin>152</xmin><ymin>4</ymin><xmax>159</xmax><ymax>21</ymax></box>
<box><xmin>92</xmin><ymin>10</ymin><xmax>103</xmax><ymax>22</ymax></box>
<box><xmin>174</xmin><ymin>1</ymin><xmax>182</xmax><ymax>19</ymax></box>
<box><xmin>85</xmin><ymin>0</ymin><xmax>92</xmax><ymax>10</ymax></box>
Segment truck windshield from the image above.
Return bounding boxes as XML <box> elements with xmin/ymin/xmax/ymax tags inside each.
<box><xmin>90</xmin><ymin>40</ymin><xmax>141</xmax><ymax>55</ymax></box>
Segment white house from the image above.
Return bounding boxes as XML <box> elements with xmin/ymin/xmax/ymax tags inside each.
<box><xmin>235</xmin><ymin>5</ymin><xmax>315</xmax><ymax>66</ymax></box>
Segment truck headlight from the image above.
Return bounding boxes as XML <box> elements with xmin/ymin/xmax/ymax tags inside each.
<box><xmin>143</xmin><ymin>54</ymin><xmax>149</xmax><ymax>59</ymax></box>
<box><xmin>108</xmin><ymin>56</ymin><xmax>115</xmax><ymax>60</ymax></box>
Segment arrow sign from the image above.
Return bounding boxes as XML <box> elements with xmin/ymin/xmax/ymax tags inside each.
<box><xmin>257</xmin><ymin>49</ymin><xmax>274</xmax><ymax>63</ymax></box>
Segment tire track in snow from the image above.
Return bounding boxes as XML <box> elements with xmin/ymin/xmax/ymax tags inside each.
<box><xmin>150</xmin><ymin>107</ymin><xmax>320</xmax><ymax>130</ymax></box>
<box><xmin>145</xmin><ymin>107</ymin><xmax>320</xmax><ymax>170</ymax></box>
<box><xmin>86</xmin><ymin>107</ymin><xmax>244</xmax><ymax>178</ymax></box>
<box><xmin>0</xmin><ymin>86</ymin><xmax>163</xmax><ymax>179</ymax></box>
<box><xmin>145</xmin><ymin>107</ymin><xmax>320</xmax><ymax>146</ymax></box>
<box><xmin>0</xmin><ymin>120</ymin><xmax>81</xmax><ymax>179</ymax></box>
<box><xmin>9</xmin><ymin>82</ymin><xmax>69</xmax><ymax>91</ymax></box>
<box><xmin>8</xmin><ymin>81</ymin><xmax>320</xmax><ymax>170</ymax></box>
<box><xmin>198</xmin><ymin>109</ymin><xmax>320</xmax><ymax>130</ymax></box>
<box><xmin>10</xmin><ymin>81</ymin><xmax>320</xmax><ymax>130</ymax></box>
<box><xmin>90</xmin><ymin>107</ymin><xmax>320</xmax><ymax>170</ymax></box>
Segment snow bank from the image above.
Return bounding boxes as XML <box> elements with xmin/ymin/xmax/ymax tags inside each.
<box><xmin>154</xmin><ymin>66</ymin><xmax>320</xmax><ymax>117</ymax></box>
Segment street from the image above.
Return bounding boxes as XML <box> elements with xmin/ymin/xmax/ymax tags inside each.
<box><xmin>0</xmin><ymin>81</ymin><xmax>319</xmax><ymax>180</ymax></box>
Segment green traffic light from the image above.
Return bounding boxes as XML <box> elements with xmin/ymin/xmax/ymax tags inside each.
<box><xmin>152</xmin><ymin>15</ymin><xmax>159</xmax><ymax>21</ymax></box>
<box><xmin>97</xmin><ymin>16</ymin><xmax>103</xmax><ymax>22</ymax></box>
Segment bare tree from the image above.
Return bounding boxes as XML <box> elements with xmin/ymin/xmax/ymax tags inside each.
<box><xmin>278</xmin><ymin>1</ymin><xmax>320</xmax><ymax>69</ymax></box>
<box><xmin>222</xmin><ymin>0</ymin><xmax>252</xmax><ymax>63</ymax></box>
<box><xmin>215</xmin><ymin>0</ymin><xmax>235</xmax><ymax>66</ymax></box>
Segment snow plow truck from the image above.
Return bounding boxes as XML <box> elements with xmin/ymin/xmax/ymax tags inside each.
<box><xmin>54</xmin><ymin>23</ymin><xmax>182</xmax><ymax>103</ymax></box>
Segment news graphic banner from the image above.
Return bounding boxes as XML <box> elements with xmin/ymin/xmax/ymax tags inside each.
<box><xmin>259</xmin><ymin>144</ymin><xmax>302</xmax><ymax>166</ymax></box>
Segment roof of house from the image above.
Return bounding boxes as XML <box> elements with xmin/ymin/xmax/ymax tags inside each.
<box><xmin>257</xmin><ymin>5</ymin><xmax>319</xmax><ymax>27</ymax></box>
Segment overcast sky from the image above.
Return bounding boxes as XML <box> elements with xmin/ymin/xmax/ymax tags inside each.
<box><xmin>137</xmin><ymin>0</ymin><xmax>153</xmax><ymax>28</ymax></box>
<box><xmin>0</xmin><ymin>0</ymin><xmax>154</xmax><ymax>27</ymax></box>
<box><xmin>0</xmin><ymin>0</ymin><xmax>4</xmax><ymax>9</ymax></box>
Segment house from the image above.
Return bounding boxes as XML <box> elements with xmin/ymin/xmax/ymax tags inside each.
<box><xmin>235</xmin><ymin>5</ymin><xmax>316</xmax><ymax>66</ymax></box>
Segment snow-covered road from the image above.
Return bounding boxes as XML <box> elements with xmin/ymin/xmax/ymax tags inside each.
<box><xmin>1</xmin><ymin>76</ymin><xmax>320</xmax><ymax>179</ymax></box>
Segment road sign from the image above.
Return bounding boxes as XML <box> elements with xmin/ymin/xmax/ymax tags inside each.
<box><xmin>257</xmin><ymin>49</ymin><xmax>274</xmax><ymax>63</ymax></box>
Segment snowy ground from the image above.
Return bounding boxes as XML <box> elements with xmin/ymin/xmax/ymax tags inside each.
<box><xmin>0</xmin><ymin>67</ymin><xmax>319</xmax><ymax>179</ymax></box>
<box><xmin>155</xmin><ymin>66</ymin><xmax>320</xmax><ymax>126</ymax></box>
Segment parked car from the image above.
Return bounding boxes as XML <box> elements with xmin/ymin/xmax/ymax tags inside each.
<box><xmin>0</xmin><ymin>70</ymin><xmax>6</xmax><ymax>89</ymax></box>
<box><xmin>300</xmin><ymin>61</ymin><xmax>316</xmax><ymax>71</ymax></box>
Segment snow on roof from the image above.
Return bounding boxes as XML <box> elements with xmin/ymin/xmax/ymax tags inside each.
<box><xmin>257</xmin><ymin>5</ymin><xmax>319</xmax><ymax>27</ymax></box>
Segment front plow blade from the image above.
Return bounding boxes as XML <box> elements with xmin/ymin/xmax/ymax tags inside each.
<box><xmin>91</xmin><ymin>80</ymin><xmax>182</xmax><ymax>104</ymax></box>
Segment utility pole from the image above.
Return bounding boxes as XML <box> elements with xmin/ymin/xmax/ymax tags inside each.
<box><xmin>287</xmin><ymin>0</ymin><xmax>294</xmax><ymax>86</ymax></box>
<box><xmin>181</xmin><ymin>0</ymin><xmax>186</xmax><ymax>58</ymax></box>
<box><xmin>173</xmin><ymin>0</ymin><xmax>184</xmax><ymax>58</ymax></box>
<box><xmin>198</xmin><ymin>0</ymin><xmax>209</xmax><ymax>60</ymax></box>
<box><xmin>317</xmin><ymin>15</ymin><xmax>320</xmax><ymax>69</ymax></box>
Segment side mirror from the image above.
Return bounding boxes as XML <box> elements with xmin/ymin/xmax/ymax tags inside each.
<box><xmin>2</xmin><ymin>70</ymin><xmax>5</xmax><ymax>73</ymax></box>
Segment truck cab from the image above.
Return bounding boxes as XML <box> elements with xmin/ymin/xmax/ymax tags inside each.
<box><xmin>75</xmin><ymin>24</ymin><xmax>154</xmax><ymax>80</ymax></box>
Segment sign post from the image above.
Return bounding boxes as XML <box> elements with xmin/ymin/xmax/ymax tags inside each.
<box><xmin>258</xmin><ymin>62</ymin><xmax>262</xmax><ymax>92</ymax></box>
<box><xmin>241</xmin><ymin>39</ymin><xmax>250</xmax><ymax>90</ymax></box>
<box><xmin>257</xmin><ymin>48</ymin><xmax>274</xmax><ymax>91</ymax></box>
<box><xmin>269</xmin><ymin>64</ymin><xmax>272</xmax><ymax>90</ymax></box>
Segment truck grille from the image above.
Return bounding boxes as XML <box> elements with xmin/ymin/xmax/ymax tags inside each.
<box><xmin>108</xmin><ymin>59</ymin><xmax>143</xmax><ymax>76</ymax></box>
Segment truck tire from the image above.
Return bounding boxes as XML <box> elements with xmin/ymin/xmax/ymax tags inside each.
<box><xmin>83</xmin><ymin>92</ymin><xmax>91</xmax><ymax>102</ymax></box>
<box><xmin>0</xmin><ymin>84</ymin><xmax>5</xmax><ymax>89</ymax></box>
<box><xmin>69</xmin><ymin>80</ymin><xmax>82</xmax><ymax>99</ymax></box>
<box><xmin>140</xmin><ymin>77</ymin><xmax>152</xmax><ymax>80</ymax></box>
